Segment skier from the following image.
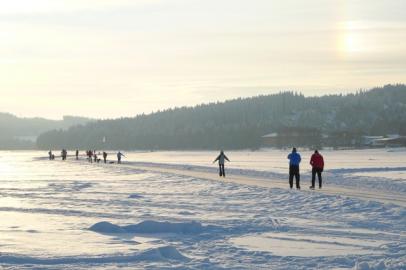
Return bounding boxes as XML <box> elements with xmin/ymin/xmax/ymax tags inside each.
<box><xmin>309</xmin><ymin>150</ymin><xmax>324</xmax><ymax>189</ymax></box>
<box><xmin>213</xmin><ymin>150</ymin><xmax>230</xmax><ymax>177</ymax></box>
<box><xmin>48</xmin><ymin>150</ymin><xmax>53</xmax><ymax>160</ymax></box>
<box><xmin>117</xmin><ymin>151</ymin><xmax>125</xmax><ymax>164</ymax></box>
<box><xmin>61</xmin><ymin>149</ymin><xmax>67</xmax><ymax>161</ymax></box>
<box><xmin>75</xmin><ymin>149</ymin><xmax>79</xmax><ymax>160</ymax></box>
<box><xmin>103</xmin><ymin>152</ymin><xmax>108</xmax><ymax>163</ymax></box>
<box><xmin>287</xmin><ymin>147</ymin><xmax>301</xmax><ymax>189</ymax></box>
<box><xmin>87</xmin><ymin>150</ymin><xmax>92</xmax><ymax>163</ymax></box>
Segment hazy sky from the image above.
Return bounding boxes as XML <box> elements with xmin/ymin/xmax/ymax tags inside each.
<box><xmin>0</xmin><ymin>0</ymin><xmax>405</xmax><ymax>119</ymax></box>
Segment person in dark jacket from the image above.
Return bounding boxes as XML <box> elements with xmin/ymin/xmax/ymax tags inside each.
<box><xmin>103</xmin><ymin>152</ymin><xmax>108</xmax><ymax>163</ymax></box>
<box><xmin>48</xmin><ymin>150</ymin><xmax>53</xmax><ymax>160</ymax></box>
<box><xmin>287</xmin><ymin>147</ymin><xmax>301</xmax><ymax>189</ymax></box>
<box><xmin>61</xmin><ymin>149</ymin><xmax>67</xmax><ymax>161</ymax></box>
<box><xmin>75</xmin><ymin>150</ymin><xmax>79</xmax><ymax>160</ymax></box>
<box><xmin>87</xmin><ymin>150</ymin><xmax>93</xmax><ymax>163</ymax></box>
<box><xmin>310</xmin><ymin>150</ymin><xmax>324</xmax><ymax>189</ymax></box>
<box><xmin>213</xmin><ymin>150</ymin><xmax>230</xmax><ymax>177</ymax></box>
<box><xmin>117</xmin><ymin>151</ymin><xmax>125</xmax><ymax>164</ymax></box>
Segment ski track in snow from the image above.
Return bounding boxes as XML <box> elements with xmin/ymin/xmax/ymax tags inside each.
<box><xmin>0</xmin><ymin>151</ymin><xmax>404</xmax><ymax>269</ymax></box>
<box><xmin>125</xmin><ymin>160</ymin><xmax>406</xmax><ymax>194</ymax></box>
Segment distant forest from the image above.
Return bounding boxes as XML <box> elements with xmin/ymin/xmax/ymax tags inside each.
<box><xmin>36</xmin><ymin>84</ymin><xmax>406</xmax><ymax>150</ymax></box>
<box><xmin>0</xmin><ymin>114</ymin><xmax>93</xmax><ymax>149</ymax></box>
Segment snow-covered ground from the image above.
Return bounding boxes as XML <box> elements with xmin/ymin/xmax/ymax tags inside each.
<box><xmin>0</xmin><ymin>149</ymin><xmax>405</xmax><ymax>269</ymax></box>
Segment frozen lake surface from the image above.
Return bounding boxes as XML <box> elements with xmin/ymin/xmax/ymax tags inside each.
<box><xmin>0</xmin><ymin>149</ymin><xmax>405</xmax><ymax>269</ymax></box>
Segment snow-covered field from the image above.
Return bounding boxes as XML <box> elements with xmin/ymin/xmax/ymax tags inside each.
<box><xmin>0</xmin><ymin>149</ymin><xmax>405</xmax><ymax>269</ymax></box>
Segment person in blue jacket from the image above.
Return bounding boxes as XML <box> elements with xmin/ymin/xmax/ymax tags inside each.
<box><xmin>287</xmin><ymin>147</ymin><xmax>301</xmax><ymax>189</ymax></box>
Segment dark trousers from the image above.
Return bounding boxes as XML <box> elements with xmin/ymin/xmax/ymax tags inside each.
<box><xmin>289</xmin><ymin>165</ymin><xmax>300</xmax><ymax>189</ymax></box>
<box><xmin>219</xmin><ymin>164</ymin><xmax>225</xmax><ymax>177</ymax></box>
<box><xmin>312</xmin><ymin>168</ymin><xmax>323</xmax><ymax>188</ymax></box>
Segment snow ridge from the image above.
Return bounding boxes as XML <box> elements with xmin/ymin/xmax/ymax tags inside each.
<box><xmin>0</xmin><ymin>246</ymin><xmax>189</xmax><ymax>265</ymax></box>
<box><xmin>89</xmin><ymin>220</ymin><xmax>213</xmax><ymax>235</ymax></box>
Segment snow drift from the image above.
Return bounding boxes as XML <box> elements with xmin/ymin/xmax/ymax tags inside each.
<box><xmin>89</xmin><ymin>220</ymin><xmax>210</xmax><ymax>234</ymax></box>
<box><xmin>0</xmin><ymin>246</ymin><xmax>189</xmax><ymax>265</ymax></box>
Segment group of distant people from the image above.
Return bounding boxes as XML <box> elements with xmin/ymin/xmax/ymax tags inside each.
<box><xmin>213</xmin><ymin>148</ymin><xmax>324</xmax><ymax>190</ymax></box>
<box><xmin>48</xmin><ymin>150</ymin><xmax>125</xmax><ymax>164</ymax></box>
<box><xmin>48</xmin><ymin>150</ymin><xmax>55</xmax><ymax>160</ymax></box>
<box><xmin>50</xmin><ymin>147</ymin><xmax>325</xmax><ymax>190</ymax></box>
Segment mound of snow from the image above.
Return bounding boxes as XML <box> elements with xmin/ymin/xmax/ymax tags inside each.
<box><xmin>178</xmin><ymin>211</ymin><xmax>194</xmax><ymax>215</ymax></box>
<box><xmin>124</xmin><ymin>220</ymin><xmax>204</xmax><ymax>234</ymax></box>
<box><xmin>0</xmin><ymin>246</ymin><xmax>189</xmax><ymax>264</ymax></box>
<box><xmin>89</xmin><ymin>221</ymin><xmax>125</xmax><ymax>234</ymax></box>
<box><xmin>89</xmin><ymin>220</ymin><xmax>209</xmax><ymax>234</ymax></box>
<box><xmin>128</xmin><ymin>194</ymin><xmax>143</xmax><ymax>199</ymax></box>
<box><xmin>137</xmin><ymin>246</ymin><xmax>190</xmax><ymax>261</ymax></box>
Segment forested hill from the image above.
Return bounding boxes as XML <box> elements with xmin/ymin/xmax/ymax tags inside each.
<box><xmin>36</xmin><ymin>84</ymin><xmax>406</xmax><ymax>150</ymax></box>
<box><xmin>0</xmin><ymin>114</ymin><xmax>93</xmax><ymax>149</ymax></box>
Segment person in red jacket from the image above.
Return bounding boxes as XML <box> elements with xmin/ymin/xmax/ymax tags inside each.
<box><xmin>310</xmin><ymin>150</ymin><xmax>324</xmax><ymax>189</ymax></box>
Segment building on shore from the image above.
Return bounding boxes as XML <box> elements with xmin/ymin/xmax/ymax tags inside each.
<box><xmin>262</xmin><ymin>128</ymin><xmax>406</xmax><ymax>148</ymax></box>
<box><xmin>363</xmin><ymin>135</ymin><xmax>406</xmax><ymax>147</ymax></box>
<box><xmin>262</xmin><ymin>127</ymin><xmax>322</xmax><ymax>148</ymax></box>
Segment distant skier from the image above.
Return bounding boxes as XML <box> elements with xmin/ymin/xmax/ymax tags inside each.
<box><xmin>103</xmin><ymin>152</ymin><xmax>108</xmax><ymax>163</ymax></box>
<box><xmin>87</xmin><ymin>150</ymin><xmax>92</xmax><ymax>163</ymax></box>
<box><xmin>75</xmin><ymin>149</ymin><xmax>79</xmax><ymax>160</ymax></box>
<box><xmin>117</xmin><ymin>151</ymin><xmax>125</xmax><ymax>164</ymax></box>
<box><xmin>287</xmin><ymin>147</ymin><xmax>301</xmax><ymax>189</ymax></box>
<box><xmin>61</xmin><ymin>149</ymin><xmax>67</xmax><ymax>161</ymax></box>
<box><xmin>310</xmin><ymin>150</ymin><xmax>324</xmax><ymax>189</ymax></box>
<box><xmin>48</xmin><ymin>150</ymin><xmax>53</xmax><ymax>160</ymax></box>
<box><xmin>93</xmin><ymin>153</ymin><xmax>97</xmax><ymax>162</ymax></box>
<box><xmin>213</xmin><ymin>150</ymin><xmax>230</xmax><ymax>177</ymax></box>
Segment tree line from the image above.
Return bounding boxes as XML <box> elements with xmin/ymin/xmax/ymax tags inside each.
<box><xmin>36</xmin><ymin>84</ymin><xmax>406</xmax><ymax>150</ymax></box>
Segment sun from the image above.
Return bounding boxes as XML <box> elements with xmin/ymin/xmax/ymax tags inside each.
<box><xmin>344</xmin><ymin>33</ymin><xmax>361</xmax><ymax>53</ymax></box>
<box><xmin>338</xmin><ymin>21</ymin><xmax>364</xmax><ymax>54</ymax></box>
